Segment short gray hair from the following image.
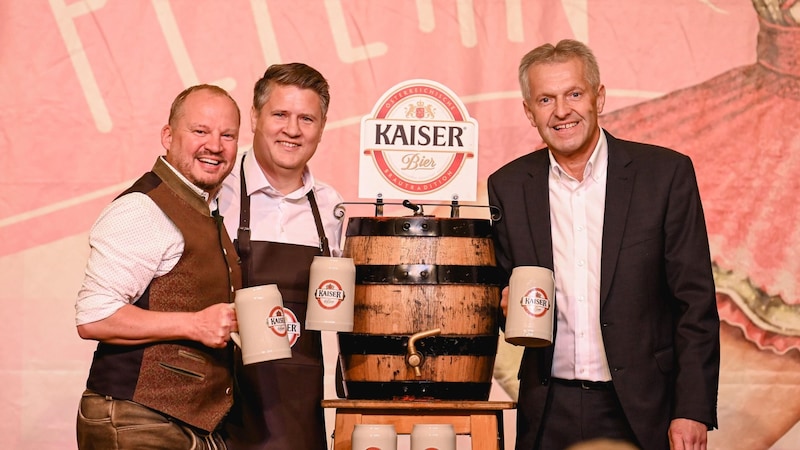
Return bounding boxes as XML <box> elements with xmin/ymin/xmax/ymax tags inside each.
<box><xmin>518</xmin><ymin>39</ymin><xmax>601</xmax><ymax>102</ymax></box>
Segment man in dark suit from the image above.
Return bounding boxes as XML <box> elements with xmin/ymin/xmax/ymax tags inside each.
<box><xmin>488</xmin><ymin>39</ymin><xmax>719</xmax><ymax>450</ymax></box>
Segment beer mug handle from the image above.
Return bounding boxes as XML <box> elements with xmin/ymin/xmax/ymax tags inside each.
<box><xmin>230</xmin><ymin>331</ymin><xmax>242</xmax><ymax>348</ymax></box>
<box><xmin>228</xmin><ymin>303</ymin><xmax>242</xmax><ymax>347</ymax></box>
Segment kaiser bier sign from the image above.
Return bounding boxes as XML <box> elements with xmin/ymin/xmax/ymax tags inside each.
<box><xmin>359</xmin><ymin>79</ymin><xmax>478</xmax><ymax>201</ymax></box>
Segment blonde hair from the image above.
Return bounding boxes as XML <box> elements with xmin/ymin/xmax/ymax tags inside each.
<box><xmin>168</xmin><ymin>84</ymin><xmax>240</xmax><ymax>127</ymax></box>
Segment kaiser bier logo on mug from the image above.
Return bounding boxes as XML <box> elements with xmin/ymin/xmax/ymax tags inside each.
<box><xmin>305</xmin><ymin>256</ymin><xmax>356</xmax><ymax>332</ymax></box>
<box><xmin>505</xmin><ymin>266</ymin><xmax>555</xmax><ymax>347</ymax></box>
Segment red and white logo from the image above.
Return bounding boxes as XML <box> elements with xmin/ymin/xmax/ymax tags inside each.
<box><xmin>266</xmin><ymin>306</ymin><xmax>287</xmax><ymax>337</ymax></box>
<box><xmin>520</xmin><ymin>288</ymin><xmax>551</xmax><ymax>318</ymax></box>
<box><xmin>359</xmin><ymin>79</ymin><xmax>479</xmax><ymax>201</ymax></box>
<box><xmin>314</xmin><ymin>279</ymin><xmax>346</xmax><ymax>310</ymax></box>
<box><xmin>282</xmin><ymin>307</ymin><xmax>301</xmax><ymax>347</ymax></box>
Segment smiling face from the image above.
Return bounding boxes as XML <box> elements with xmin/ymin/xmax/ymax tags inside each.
<box><xmin>161</xmin><ymin>88</ymin><xmax>240</xmax><ymax>195</ymax></box>
<box><xmin>250</xmin><ymin>83</ymin><xmax>326</xmax><ymax>192</ymax></box>
<box><xmin>522</xmin><ymin>57</ymin><xmax>606</xmax><ymax>162</ymax></box>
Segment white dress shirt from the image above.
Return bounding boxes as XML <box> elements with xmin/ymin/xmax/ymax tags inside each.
<box><xmin>549</xmin><ymin>129</ymin><xmax>611</xmax><ymax>382</ymax></box>
<box><xmin>75</xmin><ymin>157</ymin><xmax>215</xmax><ymax>326</ymax></box>
<box><xmin>217</xmin><ymin>150</ymin><xmax>344</xmax><ymax>255</ymax></box>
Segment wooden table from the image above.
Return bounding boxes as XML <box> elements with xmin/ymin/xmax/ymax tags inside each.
<box><xmin>322</xmin><ymin>399</ymin><xmax>516</xmax><ymax>450</ymax></box>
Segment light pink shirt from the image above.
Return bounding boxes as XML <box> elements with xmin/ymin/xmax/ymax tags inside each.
<box><xmin>549</xmin><ymin>130</ymin><xmax>611</xmax><ymax>382</ymax></box>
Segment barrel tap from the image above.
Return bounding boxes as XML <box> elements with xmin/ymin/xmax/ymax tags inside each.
<box><xmin>406</xmin><ymin>328</ymin><xmax>441</xmax><ymax>377</ymax></box>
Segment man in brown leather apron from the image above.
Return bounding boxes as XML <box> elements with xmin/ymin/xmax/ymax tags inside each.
<box><xmin>219</xmin><ymin>63</ymin><xmax>344</xmax><ymax>450</ymax></box>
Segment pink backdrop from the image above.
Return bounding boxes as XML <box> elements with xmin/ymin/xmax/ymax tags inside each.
<box><xmin>2</xmin><ymin>1</ymin><xmax>798</xmax><ymax>448</ymax></box>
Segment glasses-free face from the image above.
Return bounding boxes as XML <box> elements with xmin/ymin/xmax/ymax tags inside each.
<box><xmin>522</xmin><ymin>57</ymin><xmax>606</xmax><ymax>162</ymax></box>
<box><xmin>250</xmin><ymin>84</ymin><xmax>326</xmax><ymax>190</ymax></box>
<box><xmin>162</xmin><ymin>89</ymin><xmax>240</xmax><ymax>194</ymax></box>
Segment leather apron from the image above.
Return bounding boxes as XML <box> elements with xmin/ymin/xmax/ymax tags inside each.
<box><xmin>224</xmin><ymin>160</ymin><xmax>330</xmax><ymax>450</ymax></box>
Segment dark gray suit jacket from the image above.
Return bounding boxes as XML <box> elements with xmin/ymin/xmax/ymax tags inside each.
<box><xmin>488</xmin><ymin>131</ymin><xmax>719</xmax><ymax>450</ymax></box>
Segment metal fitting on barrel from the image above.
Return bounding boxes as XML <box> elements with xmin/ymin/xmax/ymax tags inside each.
<box><xmin>406</xmin><ymin>328</ymin><xmax>441</xmax><ymax>377</ymax></box>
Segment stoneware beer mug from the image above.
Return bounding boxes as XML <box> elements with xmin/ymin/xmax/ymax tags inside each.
<box><xmin>230</xmin><ymin>284</ymin><xmax>292</xmax><ymax>364</ymax></box>
<box><xmin>351</xmin><ymin>423</ymin><xmax>397</xmax><ymax>450</ymax></box>
<box><xmin>305</xmin><ymin>255</ymin><xmax>356</xmax><ymax>332</ymax></box>
<box><xmin>410</xmin><ymin>423</ymin><xmax>456</xmax><ymax>450</ymax></box>
<box><xmin>505</xmin><ymin>266</ymin><xmax>556</xmax><ymax>347</ymax></box>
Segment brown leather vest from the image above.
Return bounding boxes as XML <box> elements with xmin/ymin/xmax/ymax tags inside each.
<box><xmin>86</xmin><ymin>158</ymin><xmax>242</xmax><ymax>432</ymax></box>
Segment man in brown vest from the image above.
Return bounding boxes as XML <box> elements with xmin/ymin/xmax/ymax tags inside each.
<box><xmin>75</xmin><ymin>84</ymin><xmax>243</xmax><ymax>449</ymax></box>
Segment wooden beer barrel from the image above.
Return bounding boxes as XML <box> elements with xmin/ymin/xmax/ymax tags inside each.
<box><xmin>339</xmin><ymin>216</ymin><xmax>503</xmax><ymax>400</ymax></box>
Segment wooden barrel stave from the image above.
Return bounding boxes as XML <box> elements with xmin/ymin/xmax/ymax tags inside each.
<box><xmin>345</xmin><ymin>235</ymin><xmax>496</xmax><ymax>266</ymax></box>
<box><xmin>353</xmin><ymin>285</ymin><xmax>497</xmax><ymax>335</ymax></box>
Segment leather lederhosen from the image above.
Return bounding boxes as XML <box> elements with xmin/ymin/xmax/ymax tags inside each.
<box><xmin>224</xmin><ymin>160</ymin><xmax>330</xmax><ymax>450</ymax></box>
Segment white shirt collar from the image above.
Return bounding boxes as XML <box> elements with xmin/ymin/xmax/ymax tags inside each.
<box><xmin>548</xmin><ymin>128</ymin><xmax>609</xmax><ymax>183</ymax></box>
<box><xmin>242</xmin><ymin>149</ymin><xmax>314</xmax><ymax>199</ymax></box>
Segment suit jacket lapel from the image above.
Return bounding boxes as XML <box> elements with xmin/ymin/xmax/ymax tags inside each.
<box><xmin>522</xmin><ymin>150</ymin><xmax>556</xmax><ymax>376</ymax></box>
<box><xmin>600</xmin><ymin>133</ymin><xmax>634</xmax><ymax>307</ymax></box>
<box><xmin>523</xmin><ymin>150</ymin><xmax>554</xmax><ymax>269</ymax></box>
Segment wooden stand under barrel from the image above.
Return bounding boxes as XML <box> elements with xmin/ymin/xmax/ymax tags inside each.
<box><xmin>322</xmin><ymin>399</ymin><xmax>516</xmax><ymax>450</ymax></box>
